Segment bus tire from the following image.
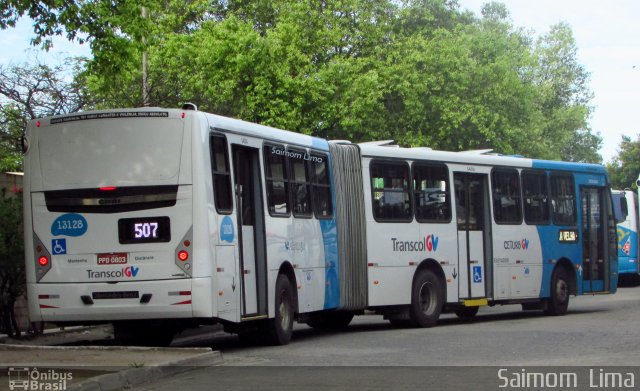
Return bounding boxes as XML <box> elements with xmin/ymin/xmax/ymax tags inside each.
<box><xmin>545</xmin><ymin>267</ymin><xmax>570</xmax><ymax>316</ymax></box>
<box><xmin>263</xmin><ymin>273</ymin><xmax>295</xmax><ymax>345</ymax></box>
<box><xmin>409</xmin><ymin>269</ymin><xmax>443</xmax><ymax>327</ymax></box>
<box><xmin>455</xmin><ymin>306</ymin><xmax>479</xmax><ymax>319</ymax></box>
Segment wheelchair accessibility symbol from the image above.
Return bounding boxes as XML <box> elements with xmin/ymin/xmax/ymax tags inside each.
<box><xmin>52</xmin><ymin>239</ymin><xmax>67</xmax><ymax>255</ymax></box>
<box><xmin>473</xmin><ymin>266</ymin><xmax>482</xmax><ymax>283</ymax></box>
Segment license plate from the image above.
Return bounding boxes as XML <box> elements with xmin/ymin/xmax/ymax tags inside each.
<box><xmin>92</xmin><ymin>291</ymin><xmax>139</xmax><ymax>300</ymax></box>
<box><xmin>97</xmin><ymin>253</ymin><xmax>128</xmax><ymax>265</ymax></box>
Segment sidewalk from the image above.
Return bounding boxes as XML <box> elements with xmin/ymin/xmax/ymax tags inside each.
<box><xmin>0</xmin><ymin>325</ymin><xmax>223</xmax><ymax>391</ymax></box>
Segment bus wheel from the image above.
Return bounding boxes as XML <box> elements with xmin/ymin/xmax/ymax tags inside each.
<box><xmin>263</xmin><ymin>274</ymin><xmax>294</xmax><ymax>345</ymax></box>
<box><xmin>455</xmin><ymin>306</ymin><xmax>479</xmax><ymax>319</ymax></box>
<box><xmin>545</xmin><ymin>267</ymin><xmax>570</xmax><ymax>316</ymax></box>
<box><xmin>409</xmin><ymin>269</ymin><xmax>443</xmax><ymax>327</ymax></box>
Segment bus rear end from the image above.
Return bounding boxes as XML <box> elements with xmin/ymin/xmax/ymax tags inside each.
<box><xmin>23</xmin><ymin>109</ymin><xmax>200</xmax><ymax>342</ymax></box>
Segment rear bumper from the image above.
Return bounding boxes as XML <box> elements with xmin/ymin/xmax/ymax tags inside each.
<box><xmin>28</xmin><ymin>278</ymin><xmax>209</xmax><ymax>322</ymax></box>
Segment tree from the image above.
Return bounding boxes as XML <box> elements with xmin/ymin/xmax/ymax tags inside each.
<box><xmin>0</xmin><ymin>60</ymin><xmax>92</xmax><ymax>172</ymax></box>
<box><xmin>532</xmin><ymin>22</ymin><xmax>599</xmax><ymax>162</ymax></box>
<box><xmin>1</xmin><ymin>0</ymin><xmax>601</xmax><ymax>162</ymax></box>
<box><xmin>607</xmin><ymin>135</ymin><xmax>640</xmax><ymax>190</ymax></box>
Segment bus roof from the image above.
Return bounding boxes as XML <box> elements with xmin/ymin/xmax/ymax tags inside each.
<box><xmin>357</xmin><ymin>143</ymin><xmax>607</xmax><ymax>175</ymax></box>
<box><xmin>205</xmin><ymin>112</ymin><xmax>330</xmax><ymax>152</ymax></box>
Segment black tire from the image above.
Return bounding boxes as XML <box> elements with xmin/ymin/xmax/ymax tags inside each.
<box><xmin>263</xmin><ymin>274</ymin><xmax>295</xmax><ymax>345</ymax></box>
<box><xmin>306</xmin><ymin>312</ymin><xmax>354</xmax><ymax>330</ymax></box>
<box><xmin>409</xmin><ymin>269</ymin><xmax>443</xmax><ymax>327</ymax></box>
<box><xmin>455</xmin><ymin>306</ymin><xmax>479</xmax><ymax>319</ymax></box>
<box><xmin>545</xmin><ymin>267</ymin><xmax>570</xmax><ymax>316</ymax></box>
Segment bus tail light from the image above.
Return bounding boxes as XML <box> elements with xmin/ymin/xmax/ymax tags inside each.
<box><xmin>175</xmin><ymin>227</ymin><xmax>193</xmax><ymax>276</ymax></box>
<box><xmin>33</xmin><ymin>234</ymin><xmax>52</xmax><ymax>282</ymax></box>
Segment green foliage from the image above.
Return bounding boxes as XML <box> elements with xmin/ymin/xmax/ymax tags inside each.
<box><xmin>0</xmin><ymin>0</ymin><xmax>602</xmax><ymax>162</ymax></box>
<box><xmin>607</xmin><ymin>135</ymin><xmax>640</xmax><ymax>190</ymax></box>
<box><xmin>0</xmin><ymin>190</ymin><xmax>25</xmax><ymax>337</ymax></box>
<box><xmin>0</xmin><ymin>105</ymin><xmax>24</xmax><ymax>172</ymax></box>
<box><xmin>0</xmin><ymin>60</ymin><xmax>92</xmax><ymax>172</ymax></box>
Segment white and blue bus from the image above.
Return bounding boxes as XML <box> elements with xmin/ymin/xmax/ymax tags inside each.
<box><xmin>23</xmin><ymin>107</ymin><xmax>618</xmax><ymax>345</ymax></box>
<box><xmin>612</xmin><ymin>189</ymin><xmax>639</xmax><ymax>279</ymax></box>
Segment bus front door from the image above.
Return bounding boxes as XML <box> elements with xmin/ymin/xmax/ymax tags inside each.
<box><xmin>454</xmin><ymin>173</ymin><xmax>490</xmax><ymax>299</ymax></box>
<box><xmin>232</xmin><ymin>146</ymin><xmax>268</xmax><ymax>318</ymax></box>
<box><xmin>581</xmin><ymin>187</ymin><xmax>612</xmax><ymax>293</ymax></box>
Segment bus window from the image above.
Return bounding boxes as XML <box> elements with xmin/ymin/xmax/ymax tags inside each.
<box><xmin>550</xmin><ymin>173</ymin><xmax>576</xmax><ymax>226</ymax></box>
<box><xmin>412</xmin><ymin>163</ymin><xmax>451</xmax><ymax>223</ymax></box>
<box><xmin>289</xmin><ymin>148</ymin><xmax>312</xmax><ymax>217</ymax></box>
<box><xmin>264</xmin><ymin>144</ymin><xmax>290</xmax><ymax>216</ymax></box>
<box><xmin>210</xmin><ymin>134</ymin><xmax>232</xmax><ymax>213</ymax></box>
<box><xmin>310</xmin><ymin>153</ymin><xmax>333</xmax><ymax>219</ymax></box>
<box><xmin>522</xmin><ymin>170</ymin><xmax>550</xmax><ymax>225</ymax></box>
<box><xmin>370</xmin><ymin>160</ymin><xmax>412</xmax><ymax>222</ymax></box>
<box><xmin>491</xmin><ymin>168</ymin><xmax>522</xmax><ymax>224</ymax></box>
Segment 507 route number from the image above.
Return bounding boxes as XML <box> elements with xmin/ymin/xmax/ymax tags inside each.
<box><xmin>134</xmin><ymin>222</ymin><xmax>159</xmax><ymax>239</ymax></box>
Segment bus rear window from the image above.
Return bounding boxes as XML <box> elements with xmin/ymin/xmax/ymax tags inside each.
<box><xmin>38</xmin><ymin>118</ymin><xmax>184</xmax><ymax>187</ymax></box>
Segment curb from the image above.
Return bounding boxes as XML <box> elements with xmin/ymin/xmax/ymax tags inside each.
<box><xmin>71</xmin><ymin>350</ymin><xmax>223</xmax><ymax>391</ymax></box>
<box><xmin>0</xmin><ymin>345</ymin><xmax>223</xmax><ymax>391</ymax></box>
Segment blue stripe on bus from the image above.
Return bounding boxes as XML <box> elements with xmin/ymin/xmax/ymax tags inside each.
<box><xmin>537</xmin><ymin>225</ymin><xmax>583</xmax><ymax>297</ymax></box>
<box><xmin>530</xmin><ymin>159</ymin><xmax>608</xmax><ymax>176</ymax></box>
<box><xmin>321</xmin><ymin>147</ymin><xmax>340</xmax><ymax>309</ymax></box>
<box><xmin>311</xmin><ymin>137</ymin><xmax>330</xmax><ymax>152</ymax></box>
<box><xmin>618</xmin><ymin>226</ymin><xmax>639</xmax><ymax>275</ymax></box>
<box><xmin>534</xmin><ymin>169</ymin><xmax>610</xmax><ymax>298</ymax></box>
<box><xmin>320</xmin><ymin>219</ymin><xmax>340</xmax><ymax>309</ymax></box>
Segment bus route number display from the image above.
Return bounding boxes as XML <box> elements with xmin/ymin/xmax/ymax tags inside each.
<box><xmin>558</xmin><ymin>229</ymin><xmax>578</xmax><ymax>243</ymax></box>
<box><xmin>118</xmin><ymin>217</ymin><xmax>171</xmax><ymax>244</ymax></box>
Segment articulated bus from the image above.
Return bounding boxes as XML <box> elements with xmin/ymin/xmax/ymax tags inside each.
<box><xmin>23</xmin><ymin>107</ymin><xmax>618</xmax><ymax>345</ymax></box>
<box><xmin>612</xmin><ymin>189</ymin><xmax>640</xmax><ymax>279</ymax></box>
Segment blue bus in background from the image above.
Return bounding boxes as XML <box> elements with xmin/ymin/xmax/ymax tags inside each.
<box><xmin>612</xmin><ymin>189</ymin><xmax>640</xmax><ymax>280</ymax></box>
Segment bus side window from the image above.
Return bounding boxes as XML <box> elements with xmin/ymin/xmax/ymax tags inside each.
<box><xmin>413</xmin><ymin>163</ymin><xmax>451</xmax><ymax>223</ymax></box>
<box><xmin>310</xmin><ymin>153</ymin><xmax>333</xmax><ymax>218</ymax></box>
<box><xmin>522</xmin><ymin>170</ymin><xmax>550</xmax><ymax>225</ymax></box>
<box><xmin>370</xmin><ymin>160</ymin><xmax>412</xmax><ymax>222</ymax></box>
<box><xmin>289</xmin><ymin>148</ymin><xmax>312</xmax><ymax>217</ymax></box>
<box><xmin>210</xmin><ymin>134</ymin><xmax>233</xmax><ymax>213</ymax></box>
<box><xmin>491</xmin><ymin>168</ymin><xmax>522</xmax><ymax>224</ymax></box>
<box><xmin>550</xmin><ymin>173</ymin><xmax>576</xmax><ymax>226</ymax></box>
<box><xmin>264</xmin><ymin>144</ymin><xmax>290</xmax><ymax>216</ymax></box>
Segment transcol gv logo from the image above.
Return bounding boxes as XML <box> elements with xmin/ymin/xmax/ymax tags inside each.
<box><xmin>391</xmin><ymin>234</ymin><xmax>439</xmax><ymax>252</ymax></box>
<box><xmin>86</xmin><ymin>266</ymin><xmax>139</xmax><ymax>279</ymax></box>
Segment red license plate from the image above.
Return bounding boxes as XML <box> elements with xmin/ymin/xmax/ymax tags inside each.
<box><xmin>97</xmin><ymin>253</ymin><xmax>128</xmax><ymax>265</ymax></box>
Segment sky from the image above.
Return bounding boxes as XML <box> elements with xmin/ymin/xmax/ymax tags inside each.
<box><xmin>1</xmin><ymin>1</ymin><xmax>639</xmax><ymax>163</ymax></box>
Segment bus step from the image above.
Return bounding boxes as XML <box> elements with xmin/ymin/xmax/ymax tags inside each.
<box><xmin>241</xmin><ymin>314</ymin><xmax>268</xmax><ymax>321</ymax></box>
<box><xmin>461</xmin><ymin>298</ymin><xmax>488</xmax><ymax>307</ymax></box>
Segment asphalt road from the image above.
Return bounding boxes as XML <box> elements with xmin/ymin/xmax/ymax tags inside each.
<box><xmin>134</xmin><ymin>284</ymin><xmax>640</xmax><ymax>391</ymax></box>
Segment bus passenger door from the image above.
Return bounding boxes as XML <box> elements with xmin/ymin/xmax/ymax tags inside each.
<box><xmin>232</xmin><ymin>146</ymin><xmax>268</xmax><ymax>318</ymax></box>
<box><xmin>581</xmin><ymin>187</ymin><xmax>612</xmax><ymax>293</ymax></box>
<box><xmin>454</xmin><ymin>173</ymin><xmax>490</xmax><ymax>299</ymax></box>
